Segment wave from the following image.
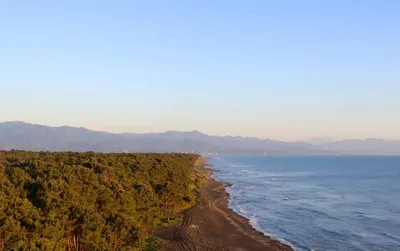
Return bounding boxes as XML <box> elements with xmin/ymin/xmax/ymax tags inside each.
<box><xmin>247</xmin><ymin>215</ymin><xmax>297</xmax><ymax>250</ymax></box>
<box><xmin>225</xmin><ymin>189</ymin><xmax>297</xmax><ymax>250</ymax></box>
<box><xmin>297</xmin><ymin>206</ymin><xmax>339</xmax><ymax>220</ymax></box>
<box><xmin>355</xmin><ymin>232</ymin><xmax>400</xmax><ymax>246</ymax></box>
<box><xmin>237</xmin><ymin>204</ymin><xmax>249</xmax><ymax>215</ymax></box>
<box><xmin>261</xmin><ymin>180</ymin><xmax>272</xmax><ymax>185</ymax></box>
<box><xmin>226</xmin><ymin>186</ymin><xmax>245</xmax><ymax>201</ymax></box>
<box><xmin>210</xmin><ymin>173</ymin><xmax>221</xmax><ymax>182</ymax></box>
<box><xmin>261</xmin><ymin>180</ymin><xmax>273</xmax><ymax>189</ymax></box>
<box><xmin>382</xmin><ymin>233</ymin><xmax>400</xmax><ymax>244</ymax></box>
<box><xmin>208</xmin><ymin>155</ymin><xmax>400</xmax><ymax>251</ymax></box>
<box><xmin>249</xmin><ymin>214</ymin><xmax>261</xmax><ymax>230</ymax></box>
<box><xmin>244</xmin><ymin>180</ymin><xmax>258</xmax><ymax>186</ymax></box>
<box><xmin>227</xmin><ymin>163</ymin><xmax>251</xmax><ymax>168</ymax></box>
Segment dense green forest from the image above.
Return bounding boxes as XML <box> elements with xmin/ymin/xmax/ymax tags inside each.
<box><xmin>0</xmin><ymin>150</ymin><xmax>200</xmax><ymax>250</ymax></box>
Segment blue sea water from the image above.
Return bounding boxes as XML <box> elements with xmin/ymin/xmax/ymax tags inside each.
<box><xmin>209</xmin><ymin>155</ymin><xmax>400</xmax><ymax>251</ymax></box>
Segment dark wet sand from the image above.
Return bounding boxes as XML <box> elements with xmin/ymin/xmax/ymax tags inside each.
<box><xmin>155</xmin><ymin>162</ymin><xmax>293</xmax><ymax>251</ymax></box>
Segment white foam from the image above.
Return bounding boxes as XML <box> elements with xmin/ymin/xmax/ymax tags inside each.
<box><xmin>237</xmin><ymin>204</ymin><xmax>249</xmax><ymax>215</ymax></box>
<box><xmin>214</xmin><ymin>163</ymin><xmax>296</xmax><ymax>250</ymax></box>
<box><xmin>261</xmin><ymin>180</ymin><xmax>272</xmax><ymax>186</ymax></box>
<box><xmin>249</xmin><ymin>214</ymin><xmax>261</xmax><ymax>229</ymax></box>
<box><xmin>210</xmin><ymin>173</ymin><xmax>218</xmax><ymax>181</ymax></box>
<box><xmin>247</xmin><ymin>214</ymin><xmax>297</xmax><ymax>250</ymax></box>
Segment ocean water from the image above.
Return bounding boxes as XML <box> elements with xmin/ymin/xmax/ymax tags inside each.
<box><xmin>209</xmin><ymin>155</ymin><xmax>400</xmax><ymax>251</ymax></box>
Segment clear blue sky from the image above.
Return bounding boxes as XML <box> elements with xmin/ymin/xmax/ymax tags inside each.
<box><xmin>1</xmin><ymin>1</ymin><xmax>399</xmax><ymax>141</ymax></box>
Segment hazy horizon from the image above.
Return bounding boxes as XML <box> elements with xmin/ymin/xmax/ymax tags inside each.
<box><xmin>2</xmin><ymin>120</ymin><xmax>399</xmax><ymax>143</ymax></box>
<box><xmin>2</xmin><ymin>1</ymin><xmax>399</xmax><ymax>141</ymax></box>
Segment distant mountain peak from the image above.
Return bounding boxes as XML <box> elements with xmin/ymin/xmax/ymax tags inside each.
<box><xmin>1</xmin><ymin>121</ymin><xmax>399</xmax><ymax>154</ymax></box>
<box><xmin>1</xmin><ymin>121</ymin><xmax>29</xmax><ymax>125</ymax></box>
<box><xmin>188</xmin><ymin>130</ymin><xmax>206</xmax><ymax>135</ymax></box>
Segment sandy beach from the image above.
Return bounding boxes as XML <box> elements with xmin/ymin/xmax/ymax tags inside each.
<box><xmin>155</xmin><ymin>161</ymin><xmax>293</xmax><ymax>251</ymax></box>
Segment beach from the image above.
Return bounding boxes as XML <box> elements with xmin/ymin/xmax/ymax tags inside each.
<box><xmin>155</xmin><ymin>160</ymin><xmax>293</xmax><ymax>251</ymax></box>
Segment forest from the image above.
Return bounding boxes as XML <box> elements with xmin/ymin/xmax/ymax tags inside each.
<box><xmin>0</xmin><ymin>150</ymin><xmax>200</xmax><ymax>250</ymax></box>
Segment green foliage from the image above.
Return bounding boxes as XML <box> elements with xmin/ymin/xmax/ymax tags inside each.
<box><xmin>0</xmin><ymin>150</ymin><xmax>200</xmax><ymax>250</ymax></box>
<box><xmin>144</xmin><ymin>237</ymin><xmax>159</xmax><ymax>251</ymax></box>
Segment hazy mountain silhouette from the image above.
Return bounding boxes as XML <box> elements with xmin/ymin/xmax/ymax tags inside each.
<box><xmin>317</xmin><ymin>138</ymin><xmax>400</xmax><ymax>155</ymax></box>
<box><xmin>305</xmin><ymin>137</ymin><xmax>335</xmax><ymax>145</ymax></box>
<box><xmin>0</xmin><ymin>122</ymin><xmax>399</xmax><ymax>154</ymax></box>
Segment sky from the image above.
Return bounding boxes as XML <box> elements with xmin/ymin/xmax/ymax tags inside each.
<box><xmin>1</xmin><ymin>1</ymin><xmax>400</xmax><ymax>141</ymax></box>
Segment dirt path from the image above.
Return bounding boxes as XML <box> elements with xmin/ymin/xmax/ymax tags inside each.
<box><xmin>172</xmin><ymin>203</ymin><xmax>198</xmax><ymax>251</ymax></box>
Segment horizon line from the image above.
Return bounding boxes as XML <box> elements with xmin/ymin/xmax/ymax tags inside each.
<box><xmin>1</xmin><ymin>120</ymin><xmax>398</xmax><ymax>143</ymax></box>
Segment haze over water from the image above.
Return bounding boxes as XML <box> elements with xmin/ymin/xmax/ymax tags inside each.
<box><xmin>210</xmin><ymin>155</ymin><xmax>400</xmax><ymax>251</ymax></box>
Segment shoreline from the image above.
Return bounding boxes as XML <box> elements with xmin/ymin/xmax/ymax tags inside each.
<box><xmin>155</xmin><ymin>159</ymin><xmax>293</xmax><ymax>251</ymax></box>
<box><xmin>209</xmin><ymin>167</ymin><xmax>296</xmax><ymax>250</ymax></box>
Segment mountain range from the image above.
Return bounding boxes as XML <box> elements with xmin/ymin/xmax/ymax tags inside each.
<box><xmin>1</xmin><ymin>121</ymin><xmax>399</xmax><ymax>155</ymax></box>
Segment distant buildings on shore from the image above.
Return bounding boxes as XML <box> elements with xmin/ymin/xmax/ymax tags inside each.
<box><xmin>179</xmin><ymin>151</ymin><xmax>219</xmax><ymax>155</ymax></box>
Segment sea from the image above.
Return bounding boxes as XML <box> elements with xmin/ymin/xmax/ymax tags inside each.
<box><xmin>208</xmin><ymin>155</ymin><xmax>400</xmax><ymax>251</ymax></box>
